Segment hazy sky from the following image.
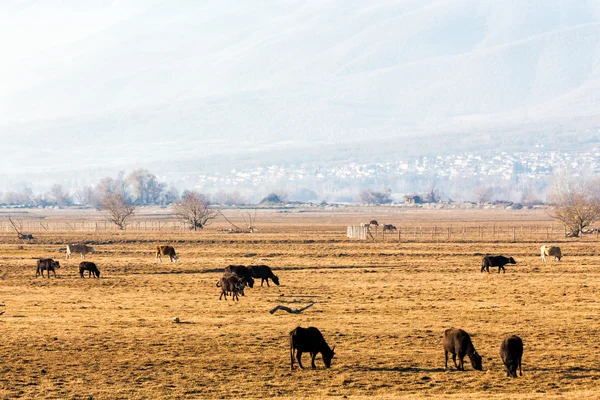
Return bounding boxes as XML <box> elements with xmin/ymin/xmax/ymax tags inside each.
<box><xmin>1</xmin><ymin>0</ymin><xmax>599</xmax><ymax>181</ymax></box>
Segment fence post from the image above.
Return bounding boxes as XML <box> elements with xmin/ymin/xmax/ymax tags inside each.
<box><xmin>513</xmin><ymin>226</ymin><xmax>516</xmax><ymax>242</ymax></box>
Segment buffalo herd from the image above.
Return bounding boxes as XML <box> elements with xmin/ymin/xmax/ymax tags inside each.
<box><xmin>29</xmin><ymin>240</ymin><xmax>569</xmax><ymax>377</ymax></box>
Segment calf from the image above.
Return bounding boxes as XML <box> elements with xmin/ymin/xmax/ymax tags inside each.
<box><xmin>224</xmin><ymin>265</ymin><xmax>255</xmax><ymax>288</ymax></box>
<box><xmin>443</xmin><ymin>328</ymin><xmax>483</xmax><ymax>371</ymax></box>
<box><xmin>36</xmin><ymin>258</ymin><xmax>60</xmax><ymax>278</ymax></box>
<box><xmin>217</xmin><ymin>274</ymin><xmax>244</xmax><ymax>301</ymax></box>
<box><xmin>79</xmin><ymin>261</ymin><xmax>100</xmax><ymax>278</ymax></box>
<box><xmin>248</xmin><ymin>265</ymin><xmax>280</xmax><ymax>287</ymax></box>
<box><xmin>290</xmin><ymin>326</ymin><xmax>335</xmax><ymax>370</ymax></box>
<box><xmin>500</xmin><ymin>335</ymin><xmax>523</xmax><ymax>378</ymax></box>
<box><xmin>155</xmin><ymin>245</ymin><xmax>178</xmax><ymax>262</ymax></box>
<box><xmin>481</xmin><ymin>255</ymin><xmax>516</xmax><ymax>273</ymax></box>
<box><xmin>540</xmin><ymin>245</ymin><xmax>562</xmax><ymax>262</ymax></box>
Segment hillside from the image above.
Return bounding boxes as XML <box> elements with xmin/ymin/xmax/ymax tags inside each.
<box><xmin>1</xmin><ymin>0</ymin><xmax>599</xmax><ymax>180</ymax></box>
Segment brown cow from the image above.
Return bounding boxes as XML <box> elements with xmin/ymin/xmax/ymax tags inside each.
<box><xmin>155</xmin><ymin>245</ymin><xmax>178</xmax><ymax>262</ymax></box>
<box><xmin>443</xmin><ymin>328</ymin><xmax>483</xmax><ymax>371</ymax></box>
<box><xmin>217</xmin><ymin>274</ymin><xmax>244</xmax><ymax>301</ymax></box>
<box><xmin>500</xmin><ymin>335</ymin><xmax>523</xmax><ymax>378</ymax></box>
<box><xmin>36</xmin><ymin>258</ymin><xmax>60</xmax><ymax>278</ymax></box>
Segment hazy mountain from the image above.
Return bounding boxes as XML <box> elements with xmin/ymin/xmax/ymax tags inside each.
<box><xmin>1</xmin><ymin>0</ymin><xmax>600</xmax><ymax>184</ymax></box>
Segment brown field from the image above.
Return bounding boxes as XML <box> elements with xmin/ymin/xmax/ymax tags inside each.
<box><xmin>1</xmin><ymin>208</ymin><xmax>600</xmax><ymax>399</ymax></box>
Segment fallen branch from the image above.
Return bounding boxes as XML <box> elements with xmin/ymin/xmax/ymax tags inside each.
<box><xmin>269</xmin><ymin>303</ymin><xmax>315</xmax><ymax>315</ymax></box>
<box><xmin>218</xmin><ymin>210</ymin><xmax>244</xmax><ymax>232</ymax></box>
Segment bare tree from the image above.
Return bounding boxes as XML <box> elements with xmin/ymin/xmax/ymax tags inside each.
<box><xmin>100</xmin><ymin>193</ymin><xmax>136</xmax><ymax>230</ymax></box>
<box><xmin>172</xmin><ymin>191</ymin><xmax>218</xmax><ymax>231</ymax></box>
<box><xmin>424</xmin><ymin>185</ymin><xmax>441</xmax><ymax>203</ymax></box>
<box><xmin>48</xmin><ymin>184</ymin><xmax>72</xmax><ymax>207</ymax></box>
<box><xmin>127</xmin><ymin>169</ymin><xmax>166</xmax><ymax>205</ymax></box>
<box><xmin>359</xmin><ymin>188</ymin><xmax>392</xmax><ymax>205</ymax></box>
<box><xmin>474</xmin><ymin>186</ymin><xmax>493</xmax><ymax>204</ymax></box>
<box><xmin>547</xmin><ymin>174</ymin><xmax>600</xmax><ymax>237</ymax></box>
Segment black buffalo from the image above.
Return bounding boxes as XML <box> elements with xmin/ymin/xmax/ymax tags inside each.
<box><xmin>248</xmin><ymin>265</ymin><xmax>280</xmax><ymax>287</ymax></box>
<box><xmin>500</xmin><ymin>335</ymin><xmax>523</xmax><ymax>378</ymax></box>
<box><xmin>382</xmin><ymin>224</ymin><xmax>397</xmax><ymax>232</ymax></box>
<box><xmin>481</xmin><ymin>255</ymin><xmax>516</xmax><ymax>273</ymax></box>
<box><xmin>290</xmin><ymin>326</ymin><xmax>335</xmax><ymax>370</ymax></box>
<box><xmin>79</xmin><ymin>261</ymin><xmax>100</xmax><ymax>278</ymax></box>
<box><xmin>443</xmin><ymin>328</ymin><xmax>483</xmax><ymax>371</ymax></box>
<box><xmin>224</xmin><ymin>265</ymin><xmax>255</xmax><ymax>288</ymax></box>
<box><xmin>36</xmin><ymin>258</ymin><xmax>60</xmax><ymax>278</ymax></box>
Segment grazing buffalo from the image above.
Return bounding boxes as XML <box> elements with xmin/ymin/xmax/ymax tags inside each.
<box><xmin>500</xmin><ymin>335</ymin><xmax>523</xmax><ymax>378</ymax></box>
<box><xmin>290</xmin><ymin>326</ymin><xmax>335</xmax><ymax>370</ymax></box>
<box><xmin>481</xmin><ymin>255</ymin><xmax>516</xmax><ymax>273</ymax></box>
<box><xmin>217</xmin><ymin>274</ymin><xmax>244</xmax><ymax>301</ymax></box>
<box><xmin>66</xmin><ymin>243</ymin><xmax>95</xmax><ymax>260</ymax></box>
<box><xmin>79</xmin><ymin>261</ymin><xmax>100</xmax><ymax>278</ymax></box>
<box><xmin>224</xmin><ymin>265</ymin><xmax>255</xmax><ymax>288</ymax></box>
<box><xmin>540</xmin><ymin>245</ymin><xmax>562</xmax><ymax>263</ymax></box>
<box><xmin>36</xmin><ymin>258</ymin><xmax>60</xmax><ymax>278</ymax></box>
<box><xmin>369</xmin><ymin>220</ymin><xmax>379</xmax><ymax>227</ymax></box>
<box><xmin>382</xmin><ymin>224</ymin><xmax>397</xmax><ymax>232</ymax></box>
<box><xmin>155</xmin><ymin>245</ymin><xmax>178</xmax><ymax>262</ymax></box>
<box><xmin>248</xmin><ymin>265</ymin><xmax>280</xmax><ymax>287</ymax></box>
<box><xmin>443</xmin><ymin>328</ymin><xmax>483</xmax><ymax>371</ymax></box>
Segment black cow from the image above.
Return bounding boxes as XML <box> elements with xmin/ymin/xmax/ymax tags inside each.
<box><xmin>382</xmin><ymin>224</ymin><xmax>397</xmax><ymax>232</ymax></box>
<box><xmin>224</xmin><ymin>265</ymin><xmax>255</xmax><ymax>288</ymax></box>
<box><xmin>443</xmin><ymin>328</ymin><xmax>483</xmax><ymax>371</ymax></box>
<box><xmin>248</xmin><ymin>265</ymin><xmax>280</xmax><ymax>287</ymax></box>
<box><xmin>481</xmin><ymin>255</ymin><xmax>516</xmax><ymax>273</ymax></box>
<box><xmin>290</xmin><ymin>326</ymin><xmax>335</xmax><ymax>370</ymax></box>
<box><xmin>500</xmin><ymin>335</ymin><xmax>523</xmax><ymax>378</ymax></box>
<box><xmin>36</xmin><ymin>258</ymin><xmax>60</xmax><ymax>278</ymax></box>
<box><xmin>79</xmin><ymin>261</ymin><xmax>100</xmax><ymax>278</ymax></box>
<box><xmin>217</xmin><ymin>274</ymin><xmax>244</xmax><ymax>301</ymax></box>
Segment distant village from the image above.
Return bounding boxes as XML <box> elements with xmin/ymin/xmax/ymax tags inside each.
<box><xmin>193</xmin><ymin>149</ymin><xmax>600</xmax><ymax>202</ymax></box>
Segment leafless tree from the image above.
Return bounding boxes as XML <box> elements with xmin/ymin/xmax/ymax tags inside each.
<box><xmin>48</xmin><ymin>184</ymin><xmax>72</xmax><ymax>207</ymax></box>
<box><xmin>359</xmin><ymin>187</ymin><xmax>392</xmax><ymax>205</ymax></box>
<box><xmin>474</xmin><ymin>186</ymin><xmax>493</xmax><ymax>204</ymax></box>
<box><xmin>100</xmin><ymin>193</ymin><xmax>136</xmax><ymax>230</ymax></box>
<box><xmin>424</xmin><ymin>185</ymin><xmax>441</xmax><ymax>203</ymax></box>
<box><xmin>547</xmin><ymin>174</ymin><xmax>600</xmax><ymax>237</ymax></box>
<box><xmin>127</xmin><ymin>169</ymin><xmax>166</xmax><ymax>205</ymax></box>
<box><xmin>172</xmin><ymin>191</ymin><xmax>218</xmax><ymax>231</ymax></box>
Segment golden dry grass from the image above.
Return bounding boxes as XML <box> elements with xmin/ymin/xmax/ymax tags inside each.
<box><xmin>0</xmin><ymin>208</ymin><xmax>599</xmax><ymax>399</ymax></box>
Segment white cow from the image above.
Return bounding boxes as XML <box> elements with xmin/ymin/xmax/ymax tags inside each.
<box><xmin>540</xmin><ymin>245</ymin><xmax>562</xmax><ymax>263</ymax></box>
<box><xmin>66</xmin><ymin>243</ymin><xmax>95</xmax><ymax>260</ymax></box>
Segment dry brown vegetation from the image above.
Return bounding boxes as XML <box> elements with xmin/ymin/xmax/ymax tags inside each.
<box><xmin>1</xmin><ymin>208</ymin><xmax>600</xmax><ymax>399</ymax></box>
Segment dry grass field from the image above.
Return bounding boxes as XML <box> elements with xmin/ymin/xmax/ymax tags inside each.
<box><xmin>1</xmin><ymin>208</ymin><xmax>600</xmax><ymax>399</ymax></box>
